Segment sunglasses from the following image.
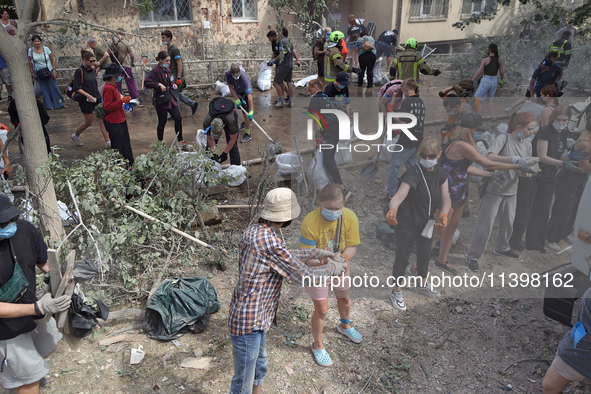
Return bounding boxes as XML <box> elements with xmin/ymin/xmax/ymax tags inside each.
<box><xmin>420</xmin><ymin>153</ymin><xmax>438</xmax><ymax>160</ymax></box>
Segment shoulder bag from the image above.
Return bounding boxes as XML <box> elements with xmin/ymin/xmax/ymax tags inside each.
<box><xmin>0</xmin><ymin>239</ymin><xmax>29</xmax><ymax>303</ymax></box>
<box><xmin>417</xmin><ymin>165</ymin><xmax>435</xmax><ymax>239</ymax></box>
<box><xmin>36</xmin><ymin>48</ymin><xmax>52</xmax><ymax>81</ymax></box>
<box><xmin>477</xmin><ymin>134</ymin><xmax>509</xmax><ymax>198</ymax></box>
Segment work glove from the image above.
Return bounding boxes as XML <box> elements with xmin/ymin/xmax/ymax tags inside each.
<box><xmin>563</xmin><ymin>161</ymin><xmax>584</xmax><ymax>173</ymax></box>
<box><xmin>512</xmin><ymin>156</ymin><xmax>529</xmax><ymax>166</ymax></box>
<box><xmin>327</xmin><ymin>257</ymin><xmax>348</xmax><ymax>276</ymax></box>
<box><xmin>121</xmin><ymin>96</ymin><xmax>131</xmax><ymax>104</ymax></box>
<box><xmin>176</xmin><ymin>78</ymin><xmax>182</xmax><ymax>86</ymax></box>
<box><xmin>216</xmin><ymin>152</ymin><xmax>228</xmax><ymax>163</ymax></box>
<box><xmin>267</xmin><ymin>59</ymin><xmax>276</xmax><ymax>67</ymax></box>
<box><xmin>490</xmin><ymin>171</ymin><xmax>507</xmax><ymax>184</ymax></box>
<box><xmin>435</xmin><ymin>213</ymin><xmax>448</xmax><ymax>228</ymax></box>
<box><xmin>313</xmin><ymin>249</ymin><xmax>337</xmax><ymax>260</ymax></box>
<box><xmin>433</xmin><ymin>69</ymin><xmax>441</xmax><ymax>76</ymax></box>
<box><xmin>517</xmin><ymin>161</ymin><xmax>538</xmax><ymax>174</ymax></box>
<box><xmin>235</xmin><ymin>99</ymin><xmax>242</xmax><ymax>108</ymax></box>
<box><xmin>352</xmin><ymin>67</ymin><xmax>361</xmax><ymax>74</ymax></box>
<box><xmin>386</xmin><ymin>208</ymin><xmax>398</xmax><ymax>226</ymax></box>
<box><xmin>247</xmin><ymin>110</ymin><xmax>253</xmax><ymax>120</ymax></box>
<box><xmin>211</xmin><ymin>153</ymin><xmax>219</xmax><ymax>162</ymax></box>
<box><xmin>36</xmin><ymin>293</ymin><xmax>71</xmax><ymax>315</ymax></box>
<box><xmin>499</xmin><ymin>80</ymin><xmax>504</xmax><ymax>87</ymax></box>
<box><xmin>130</xmin><ymin>63</ymin><xmax>135</xmax><ymax>68</ymax></box>
<box><xmin>123</xmin><ymin>103</ymin><xmax>133</xmax><ymax>112</ymax></box>
<box><xmin>568</xmin><ymin>148</ymin><xmax>591</xmax><ymax>161</ymax></box>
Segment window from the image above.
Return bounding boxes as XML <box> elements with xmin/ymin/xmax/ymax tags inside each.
<box><xmin>462</xmin><ymin>0</ymin><xmax>495</xmax><ymax>16</ymax></box>
<box><xmin>232</xmin><ymin>0</ymin><xmax>257</xmax><ymax>21</ymax></box>
<box><xmin>409</xmin><ymin>0</ymin><xmax>449</xmax><ymax>20</ymax></box>
<box><xmin>139</xmin><ymin>0</ymin><xmax>192</xmax><ymax>26</ymax></box>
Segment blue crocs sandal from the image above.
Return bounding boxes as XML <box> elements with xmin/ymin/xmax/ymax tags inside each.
<box><xmin>337</xmin><ymin>324</ymin><xmax>363</xmax><ymax>343</ymax></box>
<box><xmin>311</xmin><ymin>343</ymin><xmax>333</xmax><ymax>367</ymax></box>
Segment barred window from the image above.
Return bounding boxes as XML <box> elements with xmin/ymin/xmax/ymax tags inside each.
<box><xmin>409</xmin><ymin>0</ymin><xmax>449</xmax><ymax>20</ymax></box>
<box><xmin>232</xmin><ymin>0</ymin><xmax>257</xmax><ymax>21</ymax></box>
<box><xmin>462</xmin><ymin>0</ymin><xmax>495</xmax><ymax>16</ymax></box>
<box><xmin>140</xmin><ymin>0</ymin><xmax>192</xmax><ymax>26</ymax></box>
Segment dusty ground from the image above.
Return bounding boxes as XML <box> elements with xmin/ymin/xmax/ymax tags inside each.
<box><xmin>0</xmin><ymin>72</ymin><xmax>589</xmax><ymax>394</ymax></box>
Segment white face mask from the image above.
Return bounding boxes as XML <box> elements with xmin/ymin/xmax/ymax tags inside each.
<box><xmin>553</xmin><ymin>121</ymin><xmax>568</xmax><ymax>131</ymax></box>
<box><xmin>420</xmin><ymin>158</ymin><xmax>438</xmax><ymax>168</ymax></box>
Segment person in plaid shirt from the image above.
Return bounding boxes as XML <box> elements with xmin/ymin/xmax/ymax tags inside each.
<box><xmin>228</xmin><ymin>188</ymin><xmax>347</xmax><ymax>394</ymax></box>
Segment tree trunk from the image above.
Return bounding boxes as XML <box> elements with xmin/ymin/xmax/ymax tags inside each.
<box><xmin>0</xmin><ymin>23</ymin><xmax>65</xmax><ymax>244</ymax></box>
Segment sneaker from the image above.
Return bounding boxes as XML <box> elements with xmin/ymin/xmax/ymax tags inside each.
<box><xmin>466</xmin><ymin>258</ymin><xmax>479</xmax><ymax>272</ymax></box>
<box><xmin>191</xmin><ymin>102</ymin><xmax>199</xmax><ymax>115</ymax></box>
<box><xmin>565</xmin><ymin>234</ymin><xmax>574</xmax><ymax>243</ymax></box>
<box><xmin>287</xmin><ymin>98</ymin><xmax>294</xmax><ymax>107</ymax></box>
<box><xmin>239</xmin><ymin>122</ymin><xmax>246</xmax><ymax>130</ymax></box>
<box><xmin>545</xmin><ymin>241</ymin><xmax>561</xmax><ymax>252</ymax></box>
<box><xmin>435</xmin><ymin>258</ymin><xmax>458</xmax><ymax>275</ymax></box>
<box><xmin>105</xmin><ymin>141</ymin><xmax>111</xmax><ymax>148</ymax></box>
<box><xmin>413</xmin><ymin>281</ymin><xmax>440</xmax><ymax>298</ymax></box>
<box><xmin>493</xmin><ymin>249</ymin><xmax>520</xmax><ymax>259</ymax></box>
<box><xmin>389</xmin><ymin>291</ymin><xmax>406</xmax><ymax>311</ymax></box>
<box><xmin>239</xmin><ymin>133</ymin><xmax>252</xmax><ymax>143</ymax></box>
<box><xmin>408</xmin><ymin>262</ymin><xmax>418</xmax><ymax>276</ymax></box>
<box><xmin>505</xmin><ymin>107</ymin><xmax>513</xmax><ymax>115</ymax></box>
<box><xmin>343</xmin><ymin>188</ymin><xmax>352</xmax><ymax>202</ymax></box>
<box><xmin>274</xmin><ymin>98</ymin><xmax>285</xmax><ymax>107</ymax></box>
<box><xmin>71</xmin><ymin>134</ymin><xmax>83</xmax><ymax>146</ymax></box>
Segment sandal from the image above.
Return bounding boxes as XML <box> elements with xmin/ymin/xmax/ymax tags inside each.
<box><xmin>337</xmin><ymin>324</ymin><xmax>363</xmax><ymax>343</ymax></box>
<box><xmin>311</xmin><ymin>343</ymin><xmax>333</xmax><ymax>367</ymax></box>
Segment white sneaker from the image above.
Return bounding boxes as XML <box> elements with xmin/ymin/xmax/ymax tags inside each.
<box><xmin>545</xmin><ymin>241</ymin><xmax>561</xmax><ymax>252</ymax></box>
<box><xmin>274</xmin><ymin>99</ymin><xmax>284</xmax><ymax>107</ymax></box>
<box><xmin>413</xmin><ymin>281</ymin><xmax>440</xmax><ymax>298</ymax></box>
<box><xmin>71</xmin><ymin>134</ymin><xmax>83</xmax><ymax>146</ymax></box>
<box><xmin>565</xmin><ymin>234</ymin><xmax>574</xmax><ymax>243</ymax></box>
<box><xmin>105</xmin><ymin>141</ymin><xmax>111</xmax><ymax>148</ymax></box>
<box><xmin>389</xmin><ymin>291</ymin><xmax>406</xmax><ymax>311</ymax></box>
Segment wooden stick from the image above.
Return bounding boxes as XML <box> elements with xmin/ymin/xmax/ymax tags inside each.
<box><xmin>98</xmin><ymin>334</ymin><xmax>128</xmax><ymax>346</ymax></box>
<box><xmin>216</xmin><ymin>205</ymin><xmax>253</xmax><ymax>209</ymax></box>
<box><xmin>47</xmin><ymin>249</ymin><xmax>62</xmax><ymax>297</ymax></box>
<box><xmin>56</xmin><ymin>251</ymin><xmax>76</xmax><ymax>330</ymax></box>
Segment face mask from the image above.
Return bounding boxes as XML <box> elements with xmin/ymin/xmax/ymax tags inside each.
<box><xmin>233</xmin><ymin>75</ymin><xmax>240</xmax><ymax>80</ymax></box>
<box><xmin>517</xmin><ymin>133</ymin><xmax>525</xmax><ymax>140</ymax></box>
<box><xmin>337</xmin><ymin>84</ymin><xmax>345</xmax><ymax>89</ymax></box>
<box><xmin>0</xmin><ymin>222</ymin><xmax>17</xmax><ymax>239</ymax></box>
<box><xmin>447</xmin><ymin>111</ymin><xmax>457</xmax><ymax>116</ymax></box>
<box><xmin>162</xmin><ymin>41</ymin><xmax>168</xmax><ymax>45</ymax></box>
<box><xmin>115</xmin><ymin>76</ymin><xmax>122</xmax><ymax>83</ymax></box>
<box><xmin>553</xmin><ymin>122</ymin><xmax>567</xmax><ymax>131</ymax></box>
<box><xmin>162</xmin><ymin>63</ymin><xmax>169</xmax><ymax>68</ymax></box>
<box><xmin>321</xmin><ymin>207</ymin><xmax>343</xmax><ymax>222</ymax></box>
<box><xmin>281</xmin><ymin>220</ymin><xmax>292</xmax><ymax>228</ymax></box>
<box><xmin>420</xmin><ymin>158</ymin><xmax>438</xmax><ymax>168</ymax></box>
<box><xmin>326</xmin><ymin>34</ymin><xmax>330</xmax><ymax>39</ymax></box>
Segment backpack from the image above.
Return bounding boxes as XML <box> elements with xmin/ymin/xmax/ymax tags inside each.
<box><xmin>66</xmin><ymin>67</ymin><xmax>84</xmax><ymax>100</ymax></box>
<box><xmin>568</xmin><ymin>96</ymin><xmax>591</xmax><ymax>134</ymax></box>
<box><xmin>209</xmin><ymin>97</ymin><xmax>235</xmax><ymax>118</ymax></box>
<box><xmin>362</xmin><ymin>38</ymin><xmax>374</xmax><ymax>52</ymax></box>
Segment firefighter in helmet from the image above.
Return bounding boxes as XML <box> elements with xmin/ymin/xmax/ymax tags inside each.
<box><xmin>389</xmin><ymin>38</ymin><xmax>440</xmax><ymax>89</ymax></box>
<box><xmin>324</xmin><ymin>31</ymin><xmax>361</xmax><ymax>84</ymax></box>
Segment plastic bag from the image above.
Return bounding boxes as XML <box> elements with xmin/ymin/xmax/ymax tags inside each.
<box><xmin>378</xmin><ymin>132</ymin><xmax>400</xmax><ymax>163</ymax></box>
<box><xmin>276</xmin><ymin>152</ymin><xmax>302</xmax><ymax>175</ymax></box>
<box><xmin>294</xmin><ymin>74</ymin><xmax>318</xmax><ymax>88</ymax></box>
<box><xmin>469</xmin><ymin>141</ymin><xmax>491</xmax><ymax>182</ymax></box>
<box><xmin>373</xmin><ymin>57</ymin><xmax>382</xmax><ymax>85</ymax></box>
<box><xmin>517</xmin><ymin>101</ymin><xmax>545</xmax><ymax>120</ymax></box>
<box><xmin>222</xmin><ymin>165</ymin><xmax>247</xmax><ymax>187</ymax></box>
<box><xmin>306</xmin><ymin>150</ymin><xmax>331</xmax><ymax>190</ymax></box>
<box><xmin>257</xmin><ymin>61</ymin><xmax>272</xmax><ymax>91</ymax></box>
<box><xmin>214</xmin><ymin>81</ymin><xmax>231</xmax><ymax>97</ymax></box>
<box><xmin>195</xmin><ymin>129</ymin><xmax>207</xmax><ymax>150</ymax></box>
<box><xmin>335</xmin><ymin>123</ymin><xmax>354</xmax><ymax>165</ymax></box>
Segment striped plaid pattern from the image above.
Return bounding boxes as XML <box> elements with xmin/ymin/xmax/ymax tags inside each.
<box><xmin>228</xmin><ymin>223</ymin><xmax>334</xmax><ymax>336</ymax></box>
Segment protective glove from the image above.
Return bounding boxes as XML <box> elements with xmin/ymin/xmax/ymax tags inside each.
<box><xmin>563</xmin><ymin>161</ymin><xmax>584</xmax><ymax>173</ymax></box>
<box><xmin>216</xmin><ymin>152</ymin><xmax>228</xmax><ymax>163</ymax></box>
<box><xmin>386</xmin><ymin>208</ymin><xmax>398</xmax><ymax>226</ymax></box>
<box><xmin>568</xmin><ymin>148</ymin><xmax>591</xmax><ymax>161</ymax></box>
<box><xmin>36</xmin><ymin>293</ymin><xmax>71</xmax><ymax>315</ymax></box>
<box><xmin>313</xmin><ymin>249</ymin><xmax>337</xmax><ymax>260</ymax></box>
<box><xmin>122</xmin><ymin>103</ymin><xmax>133</xmax><ymax>112</ymax></box>
<box><xmin>327</xmin><ymin>257</ymin><xmax>348</xmax><ymax>276</ymax></box>
<box><xmin>512</xmin><ymin>156</ymin><xmax>528</xmax><ymax>165</ymax></box>
<box><xmin>248</xmin><ymin>110</ymin><xmax>253</xmax><ymax>120</ymax></box>
<box><xmin>235</xmin><ymin>99</ymin><xmax>242</xmax><ymax>108</ymax></box>
<box><xmin>121</xmin><ymin>96</ymin><xmax>132</xmax><ymax>104</ymax></box>
<box><xmin>499</xmin><ymin>80</ymin><xmax>504</xmax><ymax>87</ymax></box>
<box><xmin>211</xmin><ymin>153</ymin><xmax>220</xmax><ymax>162</ymax></box>
<box><xmin>267</xmin><ymin>59</ymin><xmax>276</xmax><ymax>67</ymax></box>
<box><xmin>176</xmin><ymin>78</ymin><xmax>182</xmax><ymax>86</ymax></box>
<box><xmin>435</xmin><ymin>212</ymin><xmax>448</xmax><ymax>228</ymax></box>
<box><xmin>517</xmin><ymin>161</ymin><xmax>538</xmax><ymax>174</ymax></box>
<box><xmin>352</xmin><ymin>67</ymin><xmax>362</xmax><ymax>74</ymax></box>
<box><xmin>490</xmin><ymin>171</ymin><xmax>507</xmax><ymax>184</ymax></box>
<box><xmin>433</xmin><ymin>69</ymin><xmax>441</xmax><ymax>76</ymax></box>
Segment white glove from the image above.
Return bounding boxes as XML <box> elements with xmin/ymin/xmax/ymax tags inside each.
<box><xmin>36</xmin><ymin>293</ymin><xmax>71</xmax><ymax>315</ymax></box>
<box><xmin>512</xmin><ymin>157</ymin><xmax>529</xmax><ymax>166</ymax></box>
<box><xmin>312</xmin><ymin>249</ymin><xmax>336</xmax><ymax>260</ymax></box>
<box><xmin>129</xmin><ymin>98</ymin><xmax>140</xmax><ymax>106</ymax></box>
<box><xmin>327</xmin><ymin>257</ymin><xmax>347</xmax><ymax>276</ymax></box>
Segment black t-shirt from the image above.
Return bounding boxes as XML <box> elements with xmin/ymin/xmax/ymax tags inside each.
<box><xmin>324</xmin><ymin>83</ymin><xmax>350</xmax><ymax>113</ymax></box>
<box><xmin>378</xmin><ymin>30</ymin><xmax>397</xmax><ymax>46</ymax></box>
<box><xmin>308</xmin><ymin>92</ymin><xmax>339</xmax><ymax>143</ymax></box>
<box><xmin>0</xmin><ymin>219</ymin><xmax>48</xmax><ymax>340</ymax></box>
<box><xmin>73</xmin><ymin>66</ymin><xmax>101</xmax><ymax>101</ymax></box>
<box><xmin>167</xmin><ymin>44</ymin><xmax>183</xmax><ymax>77</ymax></box>
<box><xmin>532</xmin><ymin>124</ymin><xmax>568</xmax><ymax>182</ymax></box>
<box><xmin>397</xmin><ymin>95</ymin><xmax>425</xmax><ymax>149</ymax></box>
<box><xmin>397</xmin><ymin>164</ymin><xmax>449</xmax><ymax>225</ymax></box>
<box><xmin>347</xmin><ymin>24</ymin><xmax>366</xmax><ymax>39</ymax></box>
<box><xmin>271</xmin><ymin>39</ymin><xmax>280</xmax><ymax>58</ymax></box>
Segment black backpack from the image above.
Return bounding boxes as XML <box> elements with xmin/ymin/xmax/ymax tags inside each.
<box><xmin>209</xmin><ymin>97</ymin><xmax>235</xmax><ymax>118</ymax></box>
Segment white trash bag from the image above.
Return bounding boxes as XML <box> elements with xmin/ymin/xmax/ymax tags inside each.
<box><xmin>257</xmin><ymin>61</ymin><xmax>272</xmax><ymax>91</ymax></box>
<box><xmin>223</xmin><ymin>165</ymin><xmax>247</xmax><ymax>187</ymax></box>
<box><xmin>373</xmin><ymin>57</ymin><xmax>382</xmax><ymax>85</ymax></box>
<box><xmin>335</xmin><ymin>123</ymin><xmax>354</xmax><ymax>165</ymax></box>
<box><xmin>378</xmin><ymin>133</ymin><xmax>400</xmax><ymax>163</ymax></box>
<box><xmin>306</xmin><ymin>150</ymin><xmax>331</xmax><ymax>190</ymax></box>
<box><xmin>276</xmin><ymin>152</ymin><xmax>303</xmax><ymax>175</ymax></box>
<box><xmin>214</xmin><ymin>81</ymin><xmax>231</xmax><ymax>97</ymax></box>
<box><xmin>195</xmin><ymin>129</ymin><xmax>208</xmax><ymax>150</ymax></box>
<box><xmin>294</xmin><ymin>74</ymin><xmax>318</xmax><ymax>88</ymax></box>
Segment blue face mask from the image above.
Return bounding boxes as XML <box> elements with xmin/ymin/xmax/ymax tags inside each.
<box><xmin>162</xmin><ymin>41</ymin><xmax>168</xmax><ymax>45</ymax></box>
<box><xmin>517</xmin><ymin>132</ymin><xmax>525</xmax><ymax>140</ymax></box>
<box><xmin>162</xmin><ymin>63</ymin><xmax>169</xmax><ymax>68</ymax></box>
<box><xmin>337</xmin><ymin>84</ymin><xmax>345</xmax><ymax>89</ymax></box>
<box><xmin>0</xmin><ymin>222</ymin><xmax>17</xmax><ymax>239</ymax></box>
<box><xmin>115</xmin><ymin>76</ymin><xmax>122</xmax><ymax>83</ymax></box>
<box><xmin>321</xmin><ymin>207</ymin><xmax>343</xmax><ymax>222</ymax></box>
<box><xmin>447</xmin><ymin>111</ymin><xmax>457</xmax><ymax>116</ymax></box>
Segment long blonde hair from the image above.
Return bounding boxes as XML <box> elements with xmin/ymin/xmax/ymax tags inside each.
<box><xmin>449</xmin><ymin>126</ymin><xmax>476</xmax><ymax>148</ymax></box>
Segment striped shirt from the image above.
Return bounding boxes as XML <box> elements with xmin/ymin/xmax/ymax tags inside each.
<box><xmin>228</xmin><ymin>223</ymin><xmax>335</xmax><ymax>336</ymax></box>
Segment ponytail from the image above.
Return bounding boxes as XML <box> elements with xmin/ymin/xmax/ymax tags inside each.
<box><xmin>507</xmin><ymin>111</ymin><xmax>536</xmax><ymax>133</ymax></box>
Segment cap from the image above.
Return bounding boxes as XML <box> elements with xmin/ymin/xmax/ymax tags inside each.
<box><xmin>540</xmin><ymin>59</ymin><xmax>553</xmax><ymax>68</ymax></box>
<box><xmin>230</xmin><ymin>63</ymin><xmax>241</xmax><ymax>78</ymax></box>
<box><xmin>336</xmin><ymin>71</ymin><xmax>350</xmax><ymax>86</ymax></box>
<box><xmin>459</xmin><ymin>112</ymin><xmax>483</xmax><ymax>129</ymax></box>
<box><xmin>259</xmin><ymin>188</ymin><xmax>301</xmax><ymax>222</ymax></box>
<box><xmin>103</xmin><ymin>63</ymin><xmax>123</xmax><ymax>78</ymax></box>
<box><xmin>211</xmin><ymin>118</ymin><xmax>224</xmax><ymax>140</ymax></box>
<box><xmin>0</xmin><ymin>193</ymin><xmax>23</xmax><ymax>223</ymax></box>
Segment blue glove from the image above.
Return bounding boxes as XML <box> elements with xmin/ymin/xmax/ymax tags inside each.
<box><xmin>235</xmin><ymin>99</ymin><xmax>242</xmax><ymax>108</ymax></box>
<box><xmin>267</xmin><ymin>59</ymin><xmax>276</xmax><ymax>67</ymax></box>
<box><xmin>568</xmin><ymin>148</ymin><xmax>591</xmax><ymax>161</ymax></box>
<box><xmin>122</xmin><ymin>103</ymin><xmax>133</xmax><ymax>113</ymax></box>
<box><xmin>563</xmin><ymin>161</ymin><xmax>584</xmax><ymax>173</ymax></box>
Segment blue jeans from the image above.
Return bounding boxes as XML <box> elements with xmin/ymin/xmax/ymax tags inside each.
<box><xmin>230</xmin><ymin>330</ymin><xmax>268</xmax><ymax>394</ymax></box>
<box><xmin>475</xmin><ymin>75</ymin><xmax>498</xmax><ymax>99</ymax></box>
<box><xmin>387</xmin><ymin>147</ymin><xmax>417</xmax><ymax>198</ymax></box>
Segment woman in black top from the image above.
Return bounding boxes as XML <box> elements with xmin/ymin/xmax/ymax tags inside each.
<box><xmin>472</xmin><ymin>43</ymin><xmax>504</xmax><ymax>121</ymax></box>
<box><xmin>510</xmin><ymin>105</ymin><xmax>583</xmax><ymax>252</ymax></box>
<box><xmin>386</xmin><ymin>137</ymin><xmax>451</xmax><ymax>311</ymax></box>
<box><xmin>71</xmin><ymin>50</ymin><xmax>111</xmax><ymax>147</ymax></box>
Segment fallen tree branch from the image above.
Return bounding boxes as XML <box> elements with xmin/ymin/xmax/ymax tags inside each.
<box><xmin>502</xmin><ymin>358</ymin><xmax>553</xmax><ymax>373</ymax></box>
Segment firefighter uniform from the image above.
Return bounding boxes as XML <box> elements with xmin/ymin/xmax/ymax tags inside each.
<box><xmin>325</xmin><ymin>45</ymin><xmax>352</xmax><ymax>83</ymax></box>
<box><xmin>549</xmin><ymin>38</ymin><xmax>572</xmax><ymax>68</ymax></box>
<box><xmin>389</xmin><ymin>47</ymin><xmax>436</xmax><ymax>84</ymax></box>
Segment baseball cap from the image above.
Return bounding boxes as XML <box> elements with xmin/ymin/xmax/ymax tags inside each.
<box><xmin>230</xmin><ymin>63</ymin><xmax>241</xmax><ymax>78</ymax></box>
<box><xmin>540</xmin><ymin>59</ymin><xmax>553</xmax><ymax>68</ymax></box>
<box><xmin>336</xmin><ymin>71</ymin><xmax>350</xmax><ymax>86</ymax></box>
<box><xmin>211</xmin><ymin>118</ymin><xmax>224</xmax><ymax>140</ymax></box>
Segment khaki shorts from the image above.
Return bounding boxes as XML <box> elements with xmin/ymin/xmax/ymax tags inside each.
<box><xmin>0</xmin><ymin>68</ymin><xmax>11</xmax><ymax>86</ymax></box>
<box><xmin>551</xmin><ymin>354</ymin><xmax>587</xmax><ymax>382</ymax></box>
<box><xmin>0</xmin><ymin>317</ymin><xmax>62</xmax><ymax>389</ymax></box>
<box><xmin>304</xmin><ymin>274</ymin><xmax>351</xmax><ymax>300</ymax></box>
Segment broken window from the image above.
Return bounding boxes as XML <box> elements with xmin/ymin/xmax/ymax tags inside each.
<box><xmin>231</xmin><ymin>0</ymin><xmax>257</xmax><ymax>21</ymax></box>
<box><xmin>139</xmin><ymin>0</ymin><xmax>192</xmax><ymax>26</ymax></box>
<box><xmin>409</xmin><ymin>0</ymin><xmax>449</xmax><ymax>20</ymax></box>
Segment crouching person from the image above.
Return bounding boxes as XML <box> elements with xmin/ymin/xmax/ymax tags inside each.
<box><xmin>0</xmin><ymin>193</ymin><xmax>71</xmax><ymax>394</ymax></box>
<box><xmin>228</xmin><ymin>188</ymin><xmax>347</xmax><ymax>394</ymax></box>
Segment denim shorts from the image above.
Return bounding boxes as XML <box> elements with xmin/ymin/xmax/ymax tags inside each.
<box><xmin>230</xmin><ymin>330</ymin><xmax>268</xmax><ymax>393</ymax></box>
<box><xmin>475</xmin><ymin>75</ymin><xmax>498</xmax><ymax>99</ymax></box>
